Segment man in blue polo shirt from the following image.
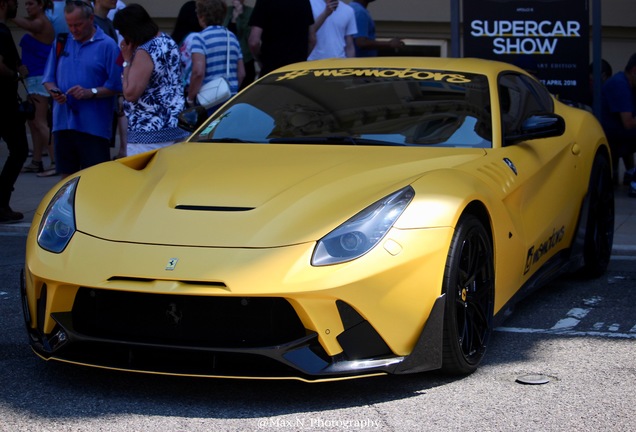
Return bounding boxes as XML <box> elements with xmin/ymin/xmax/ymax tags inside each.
<box><xmin>43</xmin><ymin>0</ymin><xmax>121</xmax><ymax>178</ymax></box>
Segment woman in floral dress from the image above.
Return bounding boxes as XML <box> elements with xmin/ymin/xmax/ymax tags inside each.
<box><xmin>113</xmin><ymin>3</ymin><xmax>189</xmax><ymax>156</ymax></box>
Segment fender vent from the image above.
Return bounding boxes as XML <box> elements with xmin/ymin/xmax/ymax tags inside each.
<box><xmin>477</xmin><ymin>160</ymin><xmax>517</xmax><ymax>194</ymax></box>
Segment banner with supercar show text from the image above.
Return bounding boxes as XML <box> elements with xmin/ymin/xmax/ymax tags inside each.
<box><xmin>463</xmin><ymin>0</ymin><xmax>589</xmax><ymax>104</ymax></box>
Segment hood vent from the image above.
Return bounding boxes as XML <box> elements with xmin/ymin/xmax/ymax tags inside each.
<box><xmin>175</xmin><ymin>205</ymin><xmax>255</xmax><ymax>212</ymax></box>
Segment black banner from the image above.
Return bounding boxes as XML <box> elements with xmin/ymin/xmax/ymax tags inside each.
<box><xmin>463</xmin><ymin>0</ymin><xmax>589</xmax><ymax>104</ymax></box>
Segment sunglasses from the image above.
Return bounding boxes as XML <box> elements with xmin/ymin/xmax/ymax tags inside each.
<box><xmin>65</xmin><ymin>0</ymin><xmax>94</xmax><ymax>10</ymax></box>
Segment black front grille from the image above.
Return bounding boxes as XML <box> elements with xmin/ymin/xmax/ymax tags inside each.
<box><xmin>55</xmin><ymin>341</ymin><xmax>306</xmax><ymax>377</ymax></box>
<box><xmin>72</xmin><ymin>288</ymin><xmax>306</xmax><ymax>348</ymax></box>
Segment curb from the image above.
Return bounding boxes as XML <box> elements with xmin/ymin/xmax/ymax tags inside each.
<box><xmin>0</xmin><ymin>222</ymin><xmax>32</xmax><ymax>234</ymax></box>
<box><xmin>611</xmin><ymin>245</ymin><xmax>636</xmax><ymax>257</ymax></box>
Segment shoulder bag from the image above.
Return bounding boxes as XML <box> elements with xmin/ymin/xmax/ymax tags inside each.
<box><xmin>17</xmin><ymin>77</ymin><xmax>36</xmax><ymax>122</ymax></box>
<box><xmin>196</xmin><ymin>29</ymin><xmax>232</xmax><ymax>107</ymax></box>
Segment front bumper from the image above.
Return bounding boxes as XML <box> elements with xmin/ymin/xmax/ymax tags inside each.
<box><xmin>23</xmin><ymin>281</ymin><xmax>445</xmax><ymax>381</ymax></box>
<box><xmin>23</xmin><ymin>227</ymin><xmax>452</xmax><ymax>381</ymax></box>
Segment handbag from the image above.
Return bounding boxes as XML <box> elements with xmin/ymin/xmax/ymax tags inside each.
<box><xmin>17</xmin><ymin>77</ymin><xmax>36</xmax><ymax>121</ymax></box>
<box><xmin>196</xmin><ymin>29</ymin><xmax>232</xmax><ymax>107</ymax></box>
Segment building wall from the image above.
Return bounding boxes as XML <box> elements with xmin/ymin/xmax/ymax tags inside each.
<box><xmin>9</xmin><ymin>0</ymin><xmax>636</xmax><ymax>76</ymax></box>
<box><xmin>113</xmin><ymin>0</ymin><xmax>636</xmax><ymax>74</ymax></box>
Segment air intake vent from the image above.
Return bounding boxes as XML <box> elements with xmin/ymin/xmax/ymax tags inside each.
<box><xmin>107</xmin><ymin>276</ymin><xmax>227</xmax><ymax>288</ymax></box>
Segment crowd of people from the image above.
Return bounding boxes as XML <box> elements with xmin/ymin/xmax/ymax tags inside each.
<box><xmin>2</xmin><ymin>0</ymin><xmax>405</xmax><ymax>223</ymax></box>
<box><xmin>3</xmin><ymin>0</ymin><xmax>635</xmax><ymax>224</ymax></box>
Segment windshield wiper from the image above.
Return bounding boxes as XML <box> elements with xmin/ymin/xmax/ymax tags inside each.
<box><xmin>269</xmin><ymin>136</ymin><xmax>403</xmax><ymax>146</ymax></box>
<box><xmin>197</xmin><ymin>138</ymin><xmax>256</xmax><ymax>143</ymax></box>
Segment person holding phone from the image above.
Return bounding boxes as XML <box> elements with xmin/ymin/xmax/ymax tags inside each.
<box><xmin>42</xmin><ymin>0</ymin><xmax>122</xmax><ymax>178</ymax></box>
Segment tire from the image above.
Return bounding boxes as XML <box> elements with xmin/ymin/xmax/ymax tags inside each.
<box><xmin>441</xmin><ymin>214</ymin><xmax>494</xmax><ymax>375</ymax></box>
<box><xmin>581</xmin><ymin>153</ymin><xmax>615</xmax><ymax>278</ymax></box>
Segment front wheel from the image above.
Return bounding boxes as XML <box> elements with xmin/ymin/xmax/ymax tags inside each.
<box><xmin>441</xmin><ymin>214</ymin><xmax>494</xmax><ymax>375</ymax></box>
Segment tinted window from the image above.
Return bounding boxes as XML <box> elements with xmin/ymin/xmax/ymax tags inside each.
<box><xmin>499</xmin><ymin>73</ymin><xmax>554</xmax><ymax>137</ymax></box>
<box><xmin>192</xmin><ymin>68</ymin><xmax>493</xmax><ymax>148</ymax></box>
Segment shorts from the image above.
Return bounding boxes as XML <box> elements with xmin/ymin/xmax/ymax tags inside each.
<box><xmin>54</xmin><ymin>130</ymin><xmax>111</xmax><ymax>175</ymax></box>
<box><xmin>24</xmin><ymin>76</ymin><xmax>50</xmax><ymax>98</ymax></box>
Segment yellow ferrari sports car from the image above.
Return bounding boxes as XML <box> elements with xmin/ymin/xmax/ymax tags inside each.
<box><xmin>22</xmin><ymin>57</ymin><xmax>614</xmax><ymax>382</ymax></box>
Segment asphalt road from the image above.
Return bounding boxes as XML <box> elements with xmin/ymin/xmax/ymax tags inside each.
<box><xmin>1</xmin><ymin>233</ymin><xmax>634</xmax><ymax>432</ymax></box>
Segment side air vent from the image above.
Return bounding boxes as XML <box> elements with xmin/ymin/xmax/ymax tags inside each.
<box><xmin>477</xmin><ymin>160</ymin><xmax>518</xmax><ymax>194</ymax></box>
<box><xmin>175</xmin><ymin>205</ymin><xmax>255</xmax><ymax>212</ymax></box>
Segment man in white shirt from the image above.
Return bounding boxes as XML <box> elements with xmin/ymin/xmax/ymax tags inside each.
<box><xmin>308</xmin><ymin>0</ymin><xmax>357</xmax><ymax>60</ymax></box>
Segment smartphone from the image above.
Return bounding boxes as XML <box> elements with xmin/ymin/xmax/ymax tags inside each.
<box><xmin>50</xmin><ymin>88</ymin><xmax>62</xmax><ymax>95</ymax></box>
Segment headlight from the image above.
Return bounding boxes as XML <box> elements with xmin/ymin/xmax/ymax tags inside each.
<box><xmin>312</xmin><ymin>186</ymin><xmax>414</xmax><ymax>266</ymax></box>
<box><xmin>37</xmin><ymin>177</ymin><xmax>79</xmax><ymax>253</ymax></box>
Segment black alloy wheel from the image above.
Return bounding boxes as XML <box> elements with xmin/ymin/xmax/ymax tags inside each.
<box><xmin>441</xmin><ymin>214</ymin><xmax>494</xmax><ymax>375</ymax></box>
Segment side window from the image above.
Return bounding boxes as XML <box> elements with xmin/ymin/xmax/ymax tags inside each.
<box><xmin>520</xmin><ymin>75</ymin><xmax>554</xmax><ymax>112</ymax></box>
<box><xmin>498</xmin><ymin>73</ymin><xmax>554</xmax><ymax>139</ymax></box>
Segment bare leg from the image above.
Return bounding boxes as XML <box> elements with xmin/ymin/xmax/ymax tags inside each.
<box><xmin>22</xmin><ymin>94</ymin><xmax>50</xmax><ymax>172</ymax></box>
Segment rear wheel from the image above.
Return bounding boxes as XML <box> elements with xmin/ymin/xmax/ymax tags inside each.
<box><xmin>441</xmin><ymin>214</ymin><xmax>494</xmax><ymax>375</ymax></box>
<box><xmin>581</xmin><ymin>153</ymin><xmax>614</xmax><ymax>278</ymax></box>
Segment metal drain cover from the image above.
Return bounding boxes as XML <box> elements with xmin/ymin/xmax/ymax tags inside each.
<box><xmin>516</xmin><ymin>374</ymin><xmax>550</xmax><ymax>385</ymax></box>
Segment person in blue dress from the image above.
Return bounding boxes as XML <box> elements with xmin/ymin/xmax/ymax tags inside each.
<box><xmin>113</xmin><ymin>3</ymin><xmax>188</xmax><ymax>156</ymax></box>
<box><xmin>12</xmin><ymin>0</ymin><xmax>55</xmax><ymax>174</ymax></box>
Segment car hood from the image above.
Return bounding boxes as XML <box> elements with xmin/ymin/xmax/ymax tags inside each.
<box><xmin>74</xmin><ymin>143</ymin><xmax>485</xmax><ymax>247</ymax></box>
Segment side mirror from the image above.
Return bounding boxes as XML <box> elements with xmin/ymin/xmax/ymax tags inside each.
<box><xmin>505</xmin><ymin>113</ymin><xmax>565</xmax><ymax>145</ymax></box>
<box><xmin>178</xmin><ymin>106</ymin><xmax>209</xmax><ymax>132</ymax></box>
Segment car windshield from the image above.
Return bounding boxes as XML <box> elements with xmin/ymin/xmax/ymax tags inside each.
<box><xmin>191</xmin><ymin>67</ymin><xmax>493</xmax><ymax>148</ymax></box>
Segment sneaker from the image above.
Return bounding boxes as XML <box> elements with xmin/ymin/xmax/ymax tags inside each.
<box><xmin>630</xmin><ymin>181</ymin><xmax>636</xmax><ymax>198</ymax></box>
<box><xmin>0</xmin><ymin>206</ymin><xmax>24</xmax><ymax>223</ymax></box>
<box><xmin>37</xmin><ymin>167</ymin><xmax>58</xmax><ymax>177</ymax></box>
<box><xmin>21</xmin><ymin>160</ymin><xmax>44</xmax><ymax>173</ymax></box>
<box><xmin>36</xmin><ymin>162</ymin><xmax>57</xmax><ymax>178</ymax></box>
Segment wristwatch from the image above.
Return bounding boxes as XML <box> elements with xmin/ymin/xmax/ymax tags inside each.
<box><xmin>91</xmin><ymin>88</ymin><xmax>98</xmax><ymax>98</ymax></box>
<box><xmin>122</xmin><ymin>61</ymin><xmax>130</xmax><ymax>68</ymax></box>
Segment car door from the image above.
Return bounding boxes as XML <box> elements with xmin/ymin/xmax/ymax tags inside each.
<box><xmin>497</xmin><ymin>72</ymin><xmax>582</xmax><ymax>280</ymax></box>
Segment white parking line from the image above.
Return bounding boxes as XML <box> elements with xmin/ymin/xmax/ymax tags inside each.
<box><xmin>496</xmin><ymin>295</ymin><xmax>636</xmax><ymax>339</ymax></box>
<box><xmin>495</xmin><ymin>326</ymin><xmax>636</xmax><ymax>339</ymax></box>
<box><xmin>592</xmin><ymin>322</ymin><xmax>604</xmax><ymax>330</ymax></box>
<box><xmin>550</xmin><ymin>307</ymin><xmax>590</xmax><ymax>330</ymax></box>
